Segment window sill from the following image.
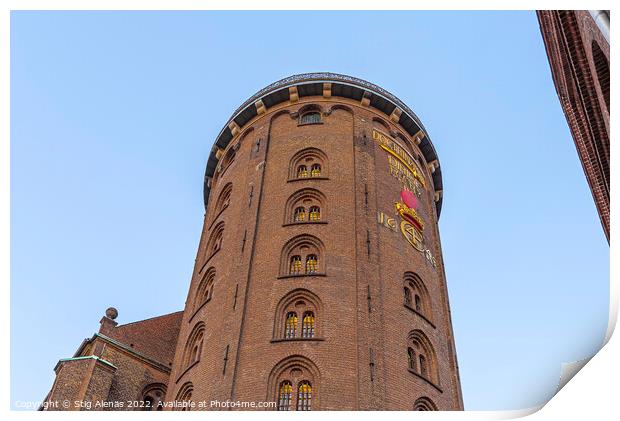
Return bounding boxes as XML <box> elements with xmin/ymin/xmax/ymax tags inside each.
<box><xmin>403</xmin><ymin>304</ymin><xmax>436</xmax><ymax>329</ymax></box>
<box><xmin>188</xmin><ymin>298</ymin><xmax>212</xmax><ymax>324</ymax></box>
<box><xmin>218</xmin><ymin>159</ymin><xmax>236</xmax><ymax>179</ymax></box>
<box><xmin>199</xmin><ymin>249</ymin><xmax>220</xmax><ymax>273</ymax></box>
<box><xmin>207</xmin><ymin>205</ymin><xmax>229</xmax><ymax>230</ymax></box>
<box><xmin>407</xmin><ymin>369</ymin><xmax>443</xmax><ymax>393</ymax></box>
<box><xmin>287</xmin><ymin>177</ymin><xmax>330</xmax><ymax>183</ymax></box>
<box><xmin>277</xmin><ymin>273</ymin><xmax>327</xmax><ymax>280</ymax></box>
<box><xmin>176</xmin><ymin>360</ymin><xmax>200</xmax><ymax>384</ymax></box>
<box><xmin>297</xmin><ymin>122</ymin><xmax>324</xmax><ymax>127</ymax></box>
<box><xmin>271</xmin><ymin>337</ymin><xmax>325</xmax><ymax>343</ymax></box>
<box><xmin>283</xmin><ymin>221</ymin><xmax>329</xmax><ymax>227</ymax></box>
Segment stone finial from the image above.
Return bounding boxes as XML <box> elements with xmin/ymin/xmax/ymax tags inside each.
<box><xmin>105</xmin><ymin>307</ymin><xmax>118</xmax><ymax>320</ymax></box>
<box><xmin>99</xmin><ymin>307</ymin><xmax>118</xmax><ymax>335</ymax></box>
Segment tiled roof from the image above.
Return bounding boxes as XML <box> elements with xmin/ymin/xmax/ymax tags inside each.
<box><xmin>107</xmin><ymin>311</ymin><xmax>183</xmax><ymax>366</ymax></box>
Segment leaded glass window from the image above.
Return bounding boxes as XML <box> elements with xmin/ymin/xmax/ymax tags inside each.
<box><xmin>290</xmin><ymin>256</ymin><xmax>302</xmax><ymax>275</ymax></box>
<box><xmin>296</xmin><ymin>381</ymin><xmax>312</xmax><ymax>411</ymax></box>
<box><xmin>404</xmin><ymin>287</ymin><xmax>412</xmax><ymax>306</ymax></box>
<box><xmin>408</xmin><ymin>347</ymin><xmax>416</xmax><ymax>371</ymax></box>
<box><xmin>309</xmin><ymin>206</ymin><xmax>320</xmax><ymax>221</ymax></box>
<box><xmin>301</xmin><ymin>311</ymin><xmax>315</xmax><ymax>338</ymax></box>
<box><xmin>300</xmin><ymin>112</ymin><xmax>321</xmax><ymax>125</ymax></box>
<box><xmin>419</xmin><ymin>354</ymin><xmax>427</xmax><ymax>378</ymax></box>
<box><xmin>294</xmin><ymin>207</ymin><xmax>306</xmax><ymax>222</ymax></box>
<box><xmin>285</xmin><ymin>312</ymin><xmax>298</xmax><ymax>338</ymax></box>
<box><xmin>305</xmin><ymin>255</ymin><xmax>318</xmax><ymax>274</ymax></box>
<box><xmin>278</xmin><ymin>381</ymin><xmax>293</xmax><ymax>411</ymax></box>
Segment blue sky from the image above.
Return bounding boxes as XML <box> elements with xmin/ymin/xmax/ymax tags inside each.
<box><xmin>10</xmin><ymin>11</ymin><xmax>609</xmax><ymax>411</ymax></box>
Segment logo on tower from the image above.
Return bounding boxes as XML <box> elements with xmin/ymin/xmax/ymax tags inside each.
<box><xmin>395</xmin><ymin>189</ymin><xmax>425</xmax><ymax>253</ymax></box>
<box><xmin>395</xmin><ymin>189</ymin><xmax>424</xmax><ymax>232</ymax></box>
<box><xmin>376</xmin><ymin>188</ymin><xmax>437</xmax><ymax>268</ymax></box>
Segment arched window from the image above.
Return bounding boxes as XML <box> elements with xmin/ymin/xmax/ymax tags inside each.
<box><xmin>183</xmin><ymin>323</ymin><xmax>206</xmax><ymax>368</ymax></box>
<box><xmin>175</xmin><ymin>382</ymin><xmax>194</xmax><ymax>411</ymax></box>
<box><xmin>213</xmin><ymin>183</ymin><xmax>232</xmax><ymax>216</ymax></box>
<box><xmin>300</xmin><ymin>112</ymin><xmax>321</xmax><ymax>125</ymax></box>
<box><xmin>206</xmin><ymin>222</ymin><xmax>225</xmax><ymax>258</ymax></box>
<box><xmin>294</xmin><ymin>207</ymin><xmax>306</xmax><ymax>222</ymax></box>
<box><xmin>274</xmin><ymin>289</ymin><xmax>322</xmax><ymax>341</ymax></box>
<box><xmin>268</xmin><ymin>356</ymin><xmax>319</xmax><ymax>411</ymax></box>
<box><xmin>372</xmin><ymin>117</ymin><xmax>392</xmax><ymax>133</ymax></box>
<box><xmin>194</xmin><ymin>267</ymin><xmax>215</xmax><ymax>312</ymax></box>
<box><xmin>309</xmin><ymin>206</ymin><xmax>320</xmax><ymax>221</ymax></box>
<box><xmin>278</xmin><ymin>381</ymin><xmax>293</xmax><ymax>411</ymax></box>
<box><xmin>297</xmin><ymin>381</ymin><xmax>312</xmax><ymax>411</ymax></box>
<box><xmin>403</xmin><ymin>272</ymin><xmax>431</xmax><ymax>321</ymax></box>
<box><xmin>285</xmin><ymin>312</ymin><xmax>298</xmax><ymax>339</ymax></box>
<box><xmin>414</xmin><ymin>397</ymin><xmax>438</xmax><ymax>411</ymax></box>
<box><xmin>285</xmin><ymin>188</ymin><xmax>327</xmax><ymax>225</ymax></box>
<box><xmin>141</xmin><ymin>384</ymin><xmax>166</xmax><ymax>411</ymax></box>
<box><xmin>301</xmin><ymin>311</ymin><xmax>315</xmax><ymax>338</ymax></box>
<box><xmin>407</xmin><ymin>347</ymin><xmax>416</xmax><ymax>371</ymax></box>
<box><xmin>592</xmin><ymin>40</ymin><xmax>610</xmax><ymax>112</ymax></box>
<box><xmin>220</xmin><ymin>144</ymin><xmax>237</xmax><ymax>173</ymax></box>
<box><xmin>407</xmin><ymin>330</ymin><xmax>439</xmax><ymax>385</ymax></box>
<box><xmin>289</xmin><ymin>148</ymin><xmax>328</xmax><ymax>180</ymax></box>
<box><xmin>280</xmin><ymin>235</ymin><xmax>325</xmax><ymax>276</ymax></box>
<box><xmin>290</xmin><ymin>256</ymin><xmax>303</xmax><ymax>275</ymax></box>
<box><xmin>305</xmin><ymin>255</ymin><xmax>318</xmax><ymax>274</ymax></box>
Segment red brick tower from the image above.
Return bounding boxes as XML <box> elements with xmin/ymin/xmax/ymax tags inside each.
<box><xmin>166</xmin><ymin>73</ymin><xmax>463</xmax><ymax>410</ymax></box>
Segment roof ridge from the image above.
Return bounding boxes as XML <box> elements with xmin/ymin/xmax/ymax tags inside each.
<box><xmin>114</xmin><ymin>310</ymin><xmax>183</xmax><ymax>329</ymax></box>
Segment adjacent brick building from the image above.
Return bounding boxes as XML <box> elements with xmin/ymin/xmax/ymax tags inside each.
<box><xmin>43</xmin><ymin>73</ymin><xmax>464</xmax><ymax>411</ymax></box>
<box><xmin>537</xmin><ymin>11</ymin><xmax>610</xmax><ymax>241</ymax></box>
<box><xmin>42</xmin><ymin>308</ymin><xmax>182</xmax><ymax>410</ymax></box>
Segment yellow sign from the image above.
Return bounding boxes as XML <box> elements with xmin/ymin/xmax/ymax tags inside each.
<box><xmin>372</xmin><ymin>129</ymin><xmax>426</xmax><ymax>191</ymax></box>
<box><xmin>387</xmin><ymin>156</ymin><xmax>423</xmax><ymax>197</ymax></box>
<box><xmin>377</xmin><ymin>211</ymin><xmax>397</xmax><ymax>231</ymax></box>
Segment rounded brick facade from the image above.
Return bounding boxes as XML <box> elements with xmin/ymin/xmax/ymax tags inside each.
<box><xmin>166</xmin><ymin>73</ymin><xmax>463</xmax><ymax>410</ymax></box>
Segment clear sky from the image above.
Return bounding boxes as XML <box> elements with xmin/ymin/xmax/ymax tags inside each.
<box><xmin>10</xmin><ymin>11</ymin><xmax>609</xmax><ymax>411</ymax></box>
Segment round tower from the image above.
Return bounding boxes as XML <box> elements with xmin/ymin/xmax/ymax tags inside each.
<box><xmin>166</xmin><ymin>73</ymin><xmax>463</xmax><ymax>411</ymax></box>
